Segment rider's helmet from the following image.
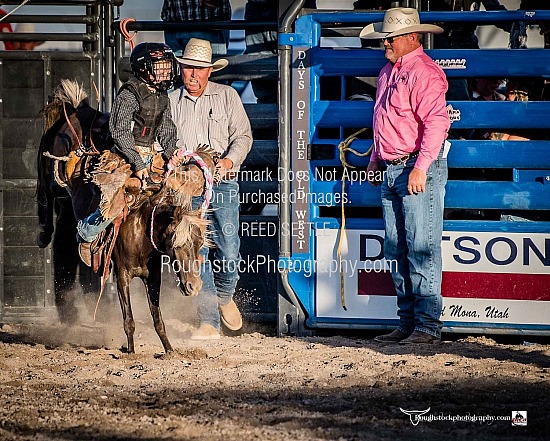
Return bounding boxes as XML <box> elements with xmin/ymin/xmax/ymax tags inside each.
<box><xmin>130</xmin><ymin>42</ymin><xmax>178</xmax><ymax>92</ymax></box>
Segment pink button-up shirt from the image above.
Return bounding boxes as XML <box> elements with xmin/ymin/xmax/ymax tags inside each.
<box><xmin>371</xmin><ymin>46</ymin><xmax>450</xmax><ymax>171</ymax></box>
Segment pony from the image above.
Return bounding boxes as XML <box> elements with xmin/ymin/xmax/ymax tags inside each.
<box><xmin>108</xmin><ymin>145</ymin><xmax>215</xmax><ymax>353</ymax></box>
<box><xmin>37</xmin><ymin>79</ymin><xmax>216</xmax><ymax>353</ymax></box>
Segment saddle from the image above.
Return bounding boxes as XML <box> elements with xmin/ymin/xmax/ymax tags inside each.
<box><xmin>82</xmin><ymin>150</ymin><xmax>165</xmax><ymax>272</ymax></box>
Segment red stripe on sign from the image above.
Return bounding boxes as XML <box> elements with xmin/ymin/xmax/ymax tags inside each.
<box><xmin>358</xmin><ymin>270</ymin><xmax>550</xmax><ymax>301</ymax></box>
<box><xmin>441</xmin><ymin>272</ymin><xmax>550</xmax><ymax>301</ymax></box>
<box><xmin>357</xmin><ymin>270</ymin><xmax>396</xmax><ymax>296</ymax></box>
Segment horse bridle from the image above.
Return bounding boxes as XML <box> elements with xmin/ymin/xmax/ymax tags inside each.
<box><xmin>62</xmin><ymin>102</ymin><xmax>103</xmax><ymax>157</ymax></box>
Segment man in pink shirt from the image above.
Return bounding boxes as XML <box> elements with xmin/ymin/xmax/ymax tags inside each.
<box><xmin>362</xmin><ymin>8</ymin><xmax>450</xmax><ymax>344</ymax></box>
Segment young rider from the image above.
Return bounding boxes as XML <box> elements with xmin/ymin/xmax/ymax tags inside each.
<box><xmin>78</xmin><ymin>42</ymin><xmax>179</xmax><ymax>266</ymax></box>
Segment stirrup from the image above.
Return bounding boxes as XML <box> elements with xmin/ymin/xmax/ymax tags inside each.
<box><xmin>148</xmin><ymin>173</ymin><xmax>163</xmax><ymax>185</ymax></box>
<box><xmin>79</xmin><ymin>242</ymin><xmax>92</xmax><ymax>267</ymax></box>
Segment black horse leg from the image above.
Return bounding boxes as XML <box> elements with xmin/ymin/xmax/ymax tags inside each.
<box><xmin>116</xmin><ymin>271</ymin><xmax>136</xmax><ymax>353</ymax></box>
<box><xmin>52</xmin><ymin>198</ymin><xmax>79</xmax><ymax>325</ymax></box>
<box><xmin>144</xmin><ymin>256</ymin><xmax>173</xmax><ymax>353</ymax></box>
<box><xmin>36</xmin><ymin>140</ymin><xmax>55</xmax><ymax>248</ymax></box>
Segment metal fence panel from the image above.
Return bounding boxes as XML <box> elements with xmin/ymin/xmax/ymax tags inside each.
<box><xmin>0</xmin><ymin>54</ymin><xmax>97</xmax><ymax>322</ymax></box>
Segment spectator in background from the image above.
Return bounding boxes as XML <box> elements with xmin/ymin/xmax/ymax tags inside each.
<box><xmin>470</xmin><ymin>77</ymin><xmax>506</xmax><ymax>141</ymax></box>
<box><xmin>518</xmin><ymin>0</ymin><xmax>550</xmax><ymax>48</ymax></box>
<box><xmin>0</xmin><ymin>8</ymin><xmax>14</xmax><ymax>50</ymax></box>
<box><xmin>424</xmin><ymin>1</ymin><xmax>509</xmax><ymax>102</ymax></box>
<box><xmin>471</xmin><ymin>77</ymin><xmax>506</xmax><ymax>101</ymax></box>
<box><xmin>480</xmin><ymin>79</ymin><xmax>530</xmax><ymax>141</ymax></box>
<box><xmin>511</xmin><ymin>2</ymin><xmax>550</xmax><ymax>101</ymax></box>
<box><xmin>9</xmin><ymin>23</ymin><xmax>44</xmax><ymax>51</ymax></box>
<box><xmin>426</xmin><ymin>1</ymin><xmax>509</xmax><ymax>50</ymax></box>
<box><xmin>506</xmin><ymin>79</ymin><xmax>530</xmax><ymax>102</ymax></box>
<box><xmin>161</xmin><ymin>0</ymin><xmax>231</xmax><ymax>56</ymax></box>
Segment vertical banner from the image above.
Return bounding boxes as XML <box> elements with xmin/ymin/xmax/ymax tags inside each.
<box><xmin>291</xmin><ymin>47</ymin><xmax>311</xmax><ymax>254</ymax></box>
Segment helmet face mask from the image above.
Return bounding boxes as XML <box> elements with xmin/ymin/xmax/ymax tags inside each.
<box><xmin>150</xmin><ymin>59</ymin><xmax>176</xmax><ymax>91</ymax></box>
<box><xmin>130</xmin><ymin>42</ymin><xmax>178</xmax><ymax>92</ymax></box>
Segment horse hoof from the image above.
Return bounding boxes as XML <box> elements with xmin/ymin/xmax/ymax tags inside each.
<box><xmin>154</xmin><ymin>349</ymin><xmax>177</xmax><ymax>360</ymax></box>
<box><xmin>37</xmin><ymin>232</ymin><xmax>52</xmax><ymax>248</ymax></box>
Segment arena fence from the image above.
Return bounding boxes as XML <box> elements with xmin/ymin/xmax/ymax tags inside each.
<box><xmin>0</xmin><ymin>0</ymin><xmax>111</xmax><ymax>322</ymax></box>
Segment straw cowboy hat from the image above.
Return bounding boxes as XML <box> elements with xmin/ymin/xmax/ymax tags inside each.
<box><xmin>360</xmin><ymin>7</ymin><xmax>443</xmax><ymax>39</ymax></box>
<box><xmin>175</xmin><ymin>38</ymin><xmax>228</xmax><ymax>71</ymax></box>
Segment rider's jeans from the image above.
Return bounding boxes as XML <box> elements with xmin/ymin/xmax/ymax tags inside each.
<box><xmin>77</xmin><ymin>153</ymin><xmax>154</xmax><ymax>243</ymax></box>
<box><xmin>76</xmin><ymin>208</ymin><xmax>111</xmax><ymax>242</ymax></box>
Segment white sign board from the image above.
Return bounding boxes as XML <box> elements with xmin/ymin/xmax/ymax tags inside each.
<box><xmin>315</xmin><ymin>229</ymin><xmax>550</xmax><ymax>327</ymax></box>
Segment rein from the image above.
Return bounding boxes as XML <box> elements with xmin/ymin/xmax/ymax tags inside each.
<box><xmin>149</xmin><ymin>150</ymin><xmax>214</xmax><ymax>253</ymax></box>
<box><xmin>149</xmin><ymin>195</ymin><xmax>166</xmax><ymax>253</ymax></box>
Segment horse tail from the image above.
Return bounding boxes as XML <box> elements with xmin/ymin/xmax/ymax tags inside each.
<box><xmin>36</xmin><ymin>78</ymin><xmax>87</xmax><ymax>246</ymax></box>
<box><xmin>41</xmin><ymin>79</ymin><xmax>88</xmax><ymax>132</ymax></box>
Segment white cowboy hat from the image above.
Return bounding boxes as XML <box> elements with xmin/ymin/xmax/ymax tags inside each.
<box><xmin>14</xmin><ymin>22</ymin><xmax>45</xmax><ymax>46</ymax></box>
<box><xmin>360</xmin><ymin>8</ymin><xmax>443</xmax><ymax>39</ymax></box>
<box><xmin>175</xmin><ymin>38</ymin><xmax>228</xmax><ymax>71</ymax></box>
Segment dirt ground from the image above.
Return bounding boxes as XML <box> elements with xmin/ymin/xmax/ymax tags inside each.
<box><xmin>0</xmin><ymin>288</ymin><xmax>548</xmax><ymax>441</ymax></box>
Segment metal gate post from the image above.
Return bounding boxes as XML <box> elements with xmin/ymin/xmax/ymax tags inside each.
<box><xmin>277</xmin><ymin>0</ymin><xmax>314</xmax><ymax>336</ymax></box>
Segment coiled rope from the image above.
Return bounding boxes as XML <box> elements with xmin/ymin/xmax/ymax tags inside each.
<box><xmin>336</xmin><ymin>128</ymin><xmax>372</xmax><ymax>311</ymax></box>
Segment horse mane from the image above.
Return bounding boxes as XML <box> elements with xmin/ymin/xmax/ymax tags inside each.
<box><xmin>195</xmin><ymin>144</ymin><xmax>213</xmax><ymax>155</ymax></box>
<box><xmin>169</xmin><ymin>143</ymin><xmax>216</xmax><ymax>249</ymax></box>
<box><xmin>41</xmin><ymin>79</ymin><xmax>89</xmax><ymax>132</ymax></box>
<box><xmin>173</xmin><ymin>209</ymin><xmax>212</xmax><ymax>250</ymax></box>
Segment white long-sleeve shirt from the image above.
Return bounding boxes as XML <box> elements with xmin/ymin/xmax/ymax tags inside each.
<box><xmin>168</xmin><ymin>81</ymin><xmax>253</xmax><ymax>171</ymax></box>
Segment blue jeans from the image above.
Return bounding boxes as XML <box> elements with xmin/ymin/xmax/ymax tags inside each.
<box><xmin>77</xmin><ymin>208</ymin><xmax>112</xmax><ymax>242</ymax></box>
<box><xmin>381</xmin><ymin>154</ymin><xmax>448</xmax><ymax>338</ymax></box>
<box><xmin>196</xmin><ymin>179</ymin><xmax>241</xmax><ymax>329</ymax></box>
<box><xmin>164</xmin><ymin>30</ymin><xmax>229</xmax><ymax>56</ymax></box>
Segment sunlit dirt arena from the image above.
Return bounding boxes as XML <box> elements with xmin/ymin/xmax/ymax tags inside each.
<box><xmin>0</xmin><ymin>284</ymin><xmax>548</xmax><ymax>441</ymax></box>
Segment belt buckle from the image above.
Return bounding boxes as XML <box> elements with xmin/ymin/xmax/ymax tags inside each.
<box><xmin>136</xmin><ymin>145</ymin><xmax>153</xmax><ymax>156</ymax></box>
<box><xmin>395</xmin><ymin>154</ymin><xmax>410</xmax><ymax>165</ymax></box>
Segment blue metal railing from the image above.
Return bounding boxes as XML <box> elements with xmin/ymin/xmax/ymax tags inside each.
<box><xmin>277</xmin><ymin>8</ymin><xmax>550</xmax><ymax>336</ymax></box>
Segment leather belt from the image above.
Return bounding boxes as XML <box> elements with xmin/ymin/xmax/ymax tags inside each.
<box><xmin>385</xmin><ymin>150</ymin><xmax>419</xmax><ymax>166</ymax></box>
